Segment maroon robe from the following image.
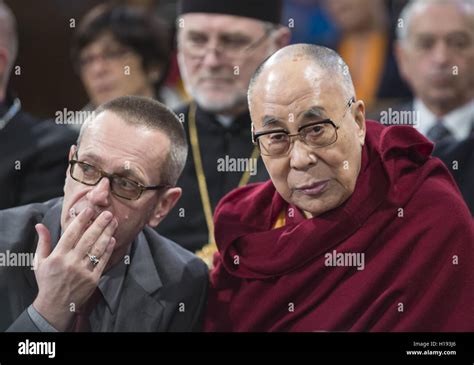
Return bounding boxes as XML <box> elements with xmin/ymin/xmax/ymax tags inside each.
<box><xmin>204</xmin><ymin>121</ymin><xmax>474</xmax><ymax>332</ymax></box>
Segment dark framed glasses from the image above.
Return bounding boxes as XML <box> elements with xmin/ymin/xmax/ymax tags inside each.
<box><xmin>181</xmin><ymin>24</ymin><xmax>275</xmax><ymax>60</ymax></box>
<box><xmin>69</xmin><ymin>157</ymin><xmax>170</xmax><ymax>200</ymax></box>
<box><xmin>252</xmin><ymin>97</ymin><xmax>355</xmax><ymax>157</ymax></box>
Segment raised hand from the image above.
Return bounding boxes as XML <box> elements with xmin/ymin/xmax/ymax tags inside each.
<box><xmin>32</xmin><ymin>208</ymin><xmax>117</xmax><ymax>331</ymax></box>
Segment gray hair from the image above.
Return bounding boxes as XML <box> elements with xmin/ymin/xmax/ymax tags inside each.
<box><xmin>396</xmin><ymin>0</ymin><xmax>474</xmax><ymax>42</ymax></box>
<box><xmin>78</xmin><ymin>96</ymin><xmax>188</xmax><ymax>186</ymax></box>
<box><xmin>0</xmin><ymin>1</ymin><xmax>18</xmax><ymax>87</ymax></box>
<box><xmin>248</xmin><ymin>43</ymin><xmax>356</xmax><ymax>107</ymax></box>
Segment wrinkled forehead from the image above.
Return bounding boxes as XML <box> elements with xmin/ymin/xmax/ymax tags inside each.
<box><xmin>80</xmin><ymin>111</ymin><xmax>159</xmax><ymax>149</ymax></box>
<box><xmin>178</xmin><ymin>12</ymin><xmax>265</xmax><ymax>35</ymax></box>
<box><xmin>250</xmin><ymin>61</ymin><xmax>346</xmax><ymax>125</ymax></box>
<box><xmin>79</xmin><ymin>111</ymin><xmax>168</xmax><ymax>178</ymax></box>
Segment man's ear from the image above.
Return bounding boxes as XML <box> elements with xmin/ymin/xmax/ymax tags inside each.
<box><xmin>0</xmin><ymin>47</ymin><xmax>9</xmax><ymax>80</ymax></box>
<box><xmin>353</xmin><ymin>100</ymin><xmax>366</xmax><ymax>146</ymax></box>
<box><xmin>64</xmin><ymin>145</ymin><xmax>77</xmax><ymax>194</ymax></box>
<box><xmin>147</xmin><ymin>65</ymin><xmax>162</xmax><ymax>83</ymax></box>
<box><xmin>394</xmin><ymin>40</ymin><xmax>410</xmax><ymax>84</ymax></box>
<box><xmin>274</xmin><ymin>26</ymin><xmax>291</xmax><ymax>49</ymax></box>
<box><xmin>68</xmin><ymin>145</ymin><xmax>77</xmax><ymax>161</ymax></box>
<box><xmin>147</xmin><ymin>187</ymin><xmax>182</xmax><ymax>227</ymax></box>
<box><xmin>66</xmin><ymin>145</ymin><xmax>77</xmax><ymax>177</ymax></box>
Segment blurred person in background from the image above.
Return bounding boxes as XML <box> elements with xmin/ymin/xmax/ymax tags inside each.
<box><xmin>156</xmin><ymin>0</ymin><xmax>291</xmax><ymax>263</ymax></box>
<box><xmin>0</xmin><ymin>1</ymin><xmax>78</xmax><ymax>210</ymax></box>
<box><xmin>69</xmin><ymin>3</ymin><xmax>182</xmax><ymax>131</ymax></box>
<box><xmin>324</xmin><ymin>0</ymin><xmax>411</xmax><ymax>112</ymax></box>
<box><xmin>394</xmin><ymin>0</ymin><xmax>474</xmax><ymax>214</ymax></box>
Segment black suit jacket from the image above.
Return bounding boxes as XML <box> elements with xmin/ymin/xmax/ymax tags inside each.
<box><xmin>0</xmin><ymin>198</ymin><xmax>209</xmax><ymax>332</ymax></box>
<box><xmin>0</xmin><ymin>98</ymin><xmax>78</xmax><ymax>209</ymax></box>
<box><xmin>434</xmin><ymin>136</ymin><xmax>474</xmax><ymax>216</ymax></box>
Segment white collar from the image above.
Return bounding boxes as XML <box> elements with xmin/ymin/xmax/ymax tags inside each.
<box><xmin>414</xmin><ymin>99</ymin><xmax>474</xmax><ymax>141</ymax></box>
<box><xmin>215</xmin><ymin>114</ymin><xmax>234</xmax><ymax>128</ymax></box>
<box><xmin>0</xmin><ymin>98</ymin><xmax>21</xmax><ymax>131</ymax></box>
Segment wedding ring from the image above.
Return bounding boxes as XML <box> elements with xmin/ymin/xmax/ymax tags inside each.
<box><xmin>87</xmin><ymin>253</ymin><xmax>100</xmax><ymax>267</ymax></box>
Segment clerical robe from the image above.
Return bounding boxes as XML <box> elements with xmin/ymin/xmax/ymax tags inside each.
<box><xmin>204</xmin><ymin>121</ymin><xmax>474</xmax><ymax>332</ymax></box>
<box><xmin>156</xmin><ymin>104</ymin><xmax>268</xmax><ymax>252</ymax></box>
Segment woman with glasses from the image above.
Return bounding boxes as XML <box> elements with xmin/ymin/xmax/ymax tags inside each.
<box><xmin>69</xmin><ymin>4</ymin><xmax>182</xmax><ymax>130</ymax></box>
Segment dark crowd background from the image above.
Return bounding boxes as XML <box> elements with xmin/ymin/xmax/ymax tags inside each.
<box><xmin>5</xmin><ymin>0</ymin><xmax>411</xmax><ymax>118</ymax></box>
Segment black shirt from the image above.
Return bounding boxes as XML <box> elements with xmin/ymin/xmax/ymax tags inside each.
<box><xmin>0</xmin><ymin>97</ymin><xmax>78</xmax><ymax>209</ymax></box>
<box><xmin>156</xmin><ymin>104</ymin><xmax>269</xmax><ymax>252</ymax></box>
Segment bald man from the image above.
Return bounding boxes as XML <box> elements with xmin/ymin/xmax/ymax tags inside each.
<box><xmin>204</xmin><ymin>44</ymin><xmax>474</xmax><ymax>332</ymax></box>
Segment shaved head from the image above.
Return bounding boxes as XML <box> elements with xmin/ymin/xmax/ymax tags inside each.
<box><xmin>248</xmin><ymin>44</ymin><xmax>356</xmax><ymax>109</ymax></box>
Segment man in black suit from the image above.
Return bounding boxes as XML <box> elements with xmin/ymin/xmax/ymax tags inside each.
<box><xmin>392</xmin><ymin>0</ymin><xmax>474</xmax><ymax>214</ymax></box>
<box><xmin>434</xmin><ymin>135</ymin><xmax>474</xmax><ymax>215</ymax></box>
<box><xmin>0</xmin><ymin>2</ymin><xmax>78</xmax><ymax>209</ymax></box>
<box><xmin>0</xmin><ymin>96</ymin><xmax>208</xmax><ymax>332</ymax></box>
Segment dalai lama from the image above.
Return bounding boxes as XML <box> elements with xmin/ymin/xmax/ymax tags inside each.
<box><xmin>204</xmin><ymin>44</ymin><xmax>474</xmax><ymax>332</ymax></box>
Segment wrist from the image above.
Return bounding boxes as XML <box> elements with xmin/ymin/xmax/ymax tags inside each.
<box><xmin>32</xmin><ymin>297</ymin><xmax>75</xmax><ymax>332</ymax></box>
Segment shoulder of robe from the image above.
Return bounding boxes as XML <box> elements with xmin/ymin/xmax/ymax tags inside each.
<box><xmin>377</xmin><ymin>123</ymin><xmax>433</xmax><ymax>163</ymax></box>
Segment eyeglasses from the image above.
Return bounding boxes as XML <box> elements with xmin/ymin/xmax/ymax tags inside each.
<box><xmin>77</xmin><ymin>48</ymin><xmax>131</xmax><ymax>70</ymax></box>
<box><xmin>181</xmin><ymin>26</ymin><xmax>274</xmax><ymax>59</ymax></box>
<box><xmin>69</xmin><ymin>156</ymin><xmax>170</xmax><ymax>200</ymax></box>
<box><xmin>252</xmin><ymin>97</ymin><xmax>355</xmax><ymax>157</ymax></box>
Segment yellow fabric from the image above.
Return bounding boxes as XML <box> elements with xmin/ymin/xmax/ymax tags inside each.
<box><xmin>338</xmin><ymin>31</ymin><xmax>387</xmax><ymax>108</ymax></box>
<box><xmin>189</xmin><ymin>103</ymin><xmax>259</xmax><ymax>268</ymax></box>
<box><xmin>272</xmin><ymin>210</ymin><xmax>286</xmax><ymax>229</ymax></box>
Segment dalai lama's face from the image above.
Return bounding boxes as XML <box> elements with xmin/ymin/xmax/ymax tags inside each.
<box><xmin>250</xmin><ymin>59</ymin><xmax>366</xmax><ymax>217</ymax></box>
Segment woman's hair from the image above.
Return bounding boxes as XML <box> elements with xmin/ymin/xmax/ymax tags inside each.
<box><xmin>71</xmin><ymin>3</ymin><xmax>173</xmax><ymax>91</ymax></box>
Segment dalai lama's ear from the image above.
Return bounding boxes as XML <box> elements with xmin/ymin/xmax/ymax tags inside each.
<box><xmin>353</xmin><ymin>99</ymin><xmax>366</xmax><ymax>146</ymax></box>
<box><xmin>147</xmin><ymin>187</ymin><xmax>182</xmax><ymax>227</ymax></box>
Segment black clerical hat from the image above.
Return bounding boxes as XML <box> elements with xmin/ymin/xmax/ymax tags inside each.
<box><xmin>177</xmin><ymin>0</ymin><xmax>282</xmax><ymax>24</ymax></box>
